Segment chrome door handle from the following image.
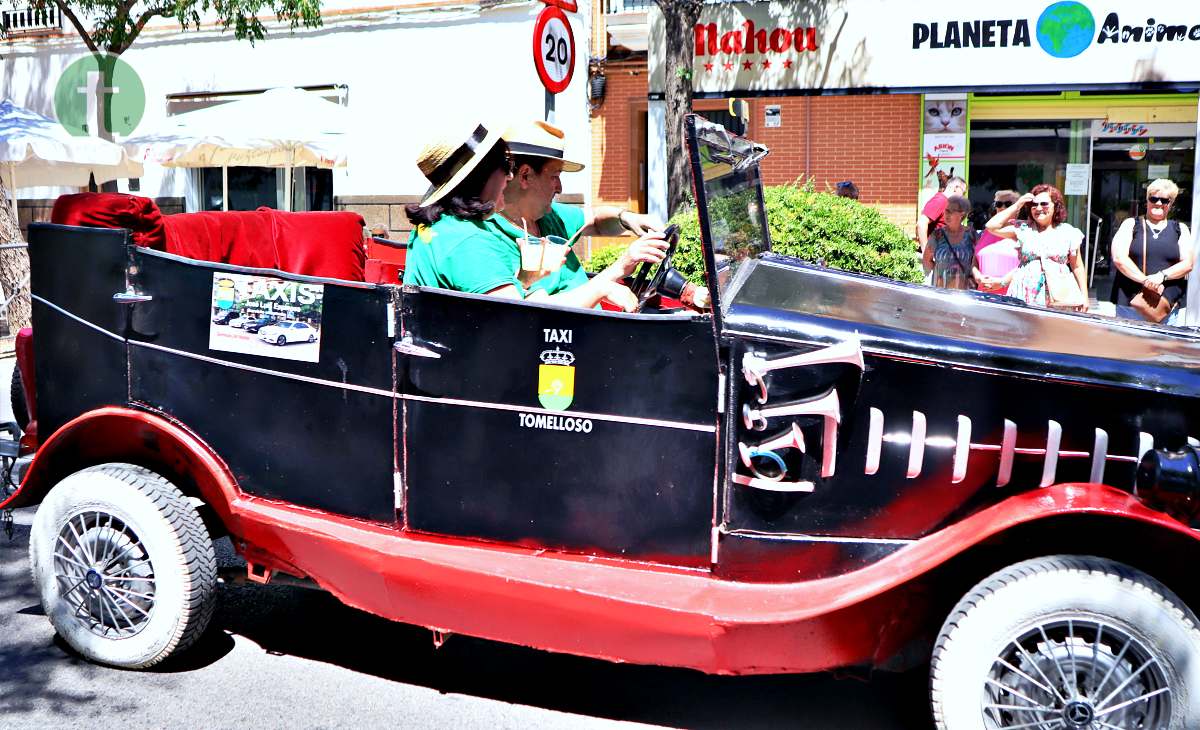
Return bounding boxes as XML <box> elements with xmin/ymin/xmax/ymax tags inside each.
<box><xmin>113</xmin><ymin>291</ymin><xmax>153</xmax><ymax>304</ymax></box>
<box><xmin>394</xmin><ymin>335</ymin><xmax>443</xmax><ymax>359</ymax></box>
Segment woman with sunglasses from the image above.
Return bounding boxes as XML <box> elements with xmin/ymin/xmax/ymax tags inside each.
<box><xmin>924</xmin><ymin>194</ymin><xmax>978</xmax><ymax>290</ymax></box>
<box><xmin>1108</xmin><ymin>178</ymin><xmax>1193</xmax><ymax>324</ymax></box>
<box><xmin>973</xmin><ymin>190</ymin><xmax>1021</xmax><ymax>294</ymax></box>
<box><xmin>985</xmin><ymin>183</ymin><xmax>1087</xmax><ymax>311</ymax></box>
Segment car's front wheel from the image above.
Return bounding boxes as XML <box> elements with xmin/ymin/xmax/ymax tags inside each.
<box><xmin>276</xmin><ymin>335</ymin><xmax>286</xmax><ymax>346</ymax></box>
<box><xmin>29</xmin><ymin>463</ymin><xmax>217</xmax><ymax>668</ymax></box>
<box><xmin>931</xmin><ymin>555</ymin><xmax>1200</xmax><ymax>729</ymax></box>
<box><xmin>307</xmin><ymin>333</ymin><xmax>315</xmax><ymax>343</ymax></box>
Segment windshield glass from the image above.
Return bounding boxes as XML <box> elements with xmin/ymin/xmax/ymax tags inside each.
<box><xmin>686</xmin><ymin>116</ymin><xmax>771</xmax><ymax>303</ymax></box>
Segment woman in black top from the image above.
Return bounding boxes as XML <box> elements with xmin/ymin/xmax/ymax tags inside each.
<box><xmin>1109</xmin><ymin>179</ymin><xmax>1194</xmax><ymax>324</ymax></box>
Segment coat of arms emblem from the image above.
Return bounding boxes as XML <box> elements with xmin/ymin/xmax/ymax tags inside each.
<box><xmin>538</xmin><ymin>347</ymin><xmax>575</xmax><ymax>411</ymax></box>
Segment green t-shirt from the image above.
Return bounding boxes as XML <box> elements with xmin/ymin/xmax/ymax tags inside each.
<box><xmin>402</xmin><ymin>214</ymin><xmax>524</xmax><ymax>295</ymax></box>
<box><xmin>485</xmin><ymin>202</ymin><xmax>590</xmax><ymax>296</ymax></box>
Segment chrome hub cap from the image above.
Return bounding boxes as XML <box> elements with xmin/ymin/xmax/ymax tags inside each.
<box><xmin>53</xmin><ymin>512</ymin><xmax>156</xmax><ymax>638</ymax></box>
<box><xmin>984</xmin><ymin>618</ymin><xmax>1170</xmax><ymax>729</ymax></box>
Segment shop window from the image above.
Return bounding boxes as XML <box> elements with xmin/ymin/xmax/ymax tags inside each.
<box><xmin>199</xmin><ymin>167</ymin><xmax>277</xmax><ymax>211</ymax></box>
<box><xmin>198</xmin><ymin>166</ymin><xmax>334</xmax><ymax>212</ymax></box>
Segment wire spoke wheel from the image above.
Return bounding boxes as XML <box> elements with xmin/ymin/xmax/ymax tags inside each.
<box><xmin>31</xmin><ymin>463</ymin><xmax>216</xmax><ymax>668</ymax></box>
<box><xmin>932</xmin><ymin>556</ymin><xmax>1200</xmax><ymax>730</ymax></box>
<box><xmin>984</xmin><ymin>618</ymin><xmax>1171</xmax><ymax>729</ymax></box>
<box><xmin>53</xmin><ymin>510</ymin><xmax>157</xmax><ymax>639</ymax></box>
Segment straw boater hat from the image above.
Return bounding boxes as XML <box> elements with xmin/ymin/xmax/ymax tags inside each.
<box><xmin>415</xmin><ymin>121</ymin><xmax>506</xmax><ymax>206</ymax></box>
<box><xmin>503</xmin><ymin>120</ymin><xmax>585</xmax><ymax>172</ymax></box>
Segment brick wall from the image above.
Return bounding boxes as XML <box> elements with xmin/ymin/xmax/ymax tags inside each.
<box><xmin>590</xmin><ymin>58</ymin><xmax>648</xmax><ymax>210</ymax></box>
<box><xmin>589</xmin><ymin>68</ymin><xmax>923</xmax><ymax>233</ymax></box>
<box><xmin>747</xmin><ymin>94</ymin><xmax>922</xmax><ymax>232</ymax></box>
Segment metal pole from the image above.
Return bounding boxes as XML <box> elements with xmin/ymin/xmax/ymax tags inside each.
<box><xmin>284</xmin><ymin>148</ymin><xmax>295</xmax><ymax>211</ymax></box>
<box><xmin>221</xmin><ymin>166</ymin><xmax>229</xmax><ymax>211</ymax></box>
<box><xmin>8</xmin><ymin>163</ymin><xmax>17</xmax><ymax>224</ymax></box>
<box><xmin>1188</xmin><ymin>97</ymin><xmax>1200</xmax><ymax>324</ymax></box>
<box><xmin>544</xmin><ymin>89</ymin><xmax>555</xmax><ymax>124</ymax></box>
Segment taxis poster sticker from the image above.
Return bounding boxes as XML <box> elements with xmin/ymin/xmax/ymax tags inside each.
<box><xmin>209</xmin><ymin>273</ymin><xmax>324</xmax><ymax>363</ymax></box>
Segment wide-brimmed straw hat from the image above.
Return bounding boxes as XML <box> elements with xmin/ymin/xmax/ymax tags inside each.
<box><xmin>416</xmin><ymin>121</ymin><xmax>506</xmax><ymax>206</ymax></box>
<box><xmin>503</xmin><ymin>120</ymin><xmax>585</xmax><ymax>172</ymax></box>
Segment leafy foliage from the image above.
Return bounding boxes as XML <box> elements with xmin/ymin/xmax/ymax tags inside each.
<box><xmin>587</xmin><ymin>182</ymin><xmax>923</xmax><ymax>285</ymax></box>
<box><xmin>32</xmin><ymin>0</ymin><xmax>323</xmax><ymax>55</ymax></box>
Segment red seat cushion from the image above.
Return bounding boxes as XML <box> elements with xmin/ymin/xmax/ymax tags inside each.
<box><xmin>50</xmin><ymin>193</ymin><xmax>167</xmax><ymax>250</ymax></box>
<box><xmin>49</xmin><ymin>193</ymin><xmax>366</xmax><ymax>282</ymax></box>
<box><xmin>364</xmin><ymin>259</ymin><xmax>402</xmax><ymax>284</ymax></box>
<box><xmin>259</xmin><ymin>208</ymin><xmax>366</xmax><ymax>281</ymax></box>
<box><xmin>163</xmin><ymin>211</ymin><xmax>280</xmax><ymax>270</ymax></box>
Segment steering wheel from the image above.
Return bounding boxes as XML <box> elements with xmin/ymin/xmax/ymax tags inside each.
<box><xmin>628</xmin><ymin>224</ymin><xmax>680</xmax><ymax>311</ymax></box>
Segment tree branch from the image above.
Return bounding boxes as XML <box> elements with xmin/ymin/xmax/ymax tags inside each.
<box><xmin>120</xmin><ymin>4</ymin><xmax>170</xmax><ymax>54</ymax></box>
<box><xmin>52</xmin><ymin>0</ymin><xmax>100</xmax><ymax>55</ymax></box>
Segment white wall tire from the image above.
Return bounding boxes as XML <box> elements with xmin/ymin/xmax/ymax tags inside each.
<box><xmin>931</xmin><ymin>555</ymin><xmax>1200</xmax><ymax>730</ymax></box>
<box><xmin>29</xmin><ymin>463</ymin><xmax>217</xmax><ymax>668</ymax></box>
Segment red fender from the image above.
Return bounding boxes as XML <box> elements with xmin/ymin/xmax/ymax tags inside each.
<box><xmin>2</xmin><ymin>406</ymin><xmax>242</xmax><ymax>533</ymax></box>
<box><xmin>7</xmin><ymin>409</ymin><xmax>1198</xmax><ymax>674</ymax></box>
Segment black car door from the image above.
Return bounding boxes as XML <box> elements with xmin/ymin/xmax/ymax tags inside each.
<box><xmin>398</xmin><ymin>287</ymin><xmax>719</xmax><ymax>567</ymax></box>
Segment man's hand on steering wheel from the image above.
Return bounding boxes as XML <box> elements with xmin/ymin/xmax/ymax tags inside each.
<box><xmin>605</xmin><ymin>231</ymin><xmax>669</xmax><ymax>280</ymax></box>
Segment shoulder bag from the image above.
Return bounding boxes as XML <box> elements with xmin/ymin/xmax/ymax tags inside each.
<box><xmin>1040</xmin><ymin>255</ymin><xmax>1085</xmax><ymax>309</ymax></box>
<box><xmin>1129</xmin><ymin>217</ymin><xmax>1174</xmax><ymax>323</ymax></box>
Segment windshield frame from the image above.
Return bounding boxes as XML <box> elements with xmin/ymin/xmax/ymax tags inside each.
<box><xmin>684</xmin><ymin>114</ymin><xmax>772</xmax><ymax>328</ymax></box>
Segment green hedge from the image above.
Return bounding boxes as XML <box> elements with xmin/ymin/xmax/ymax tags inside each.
<box><xmin>586</xmin><ymin>182</ymin><xmax>922</xmax><ymax>285</ymax></box>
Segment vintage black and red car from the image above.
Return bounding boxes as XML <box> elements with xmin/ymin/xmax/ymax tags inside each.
<box><xmin>5</xmin><ymin>115</ymin><xmax>1200</xmax><ymax>729</ymax></box>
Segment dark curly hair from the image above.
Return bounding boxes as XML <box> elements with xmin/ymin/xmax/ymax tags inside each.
<box><xmin>405</xmin><ymin>140</ymin><xmax>512</xmax><ymax>226</ymax></box>
<box><xmin>1029</xmin><ymin>183</ymin><xmax>1067</xmax><ymax>227</ymax></box>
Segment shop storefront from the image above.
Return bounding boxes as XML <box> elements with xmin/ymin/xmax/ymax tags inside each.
<box><xmin>939</xmin><ymin>92</ymin><xmax>1198</xmax><ymax>304</ymax></box>
<box><xmin>644</xmin><ymin>0</ymin><xmax>1200</xmax><ymax>316</ymax></box>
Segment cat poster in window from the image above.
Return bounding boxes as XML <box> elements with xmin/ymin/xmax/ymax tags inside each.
<box><xmin>921</xmin><ymin>93</ymin><xmax>968</xmax><ymax>193</ymax></box>
<box><xmin>923</xmin><ymin>96</ymin><xmax>966</xmax><ymax>134</ymax></box>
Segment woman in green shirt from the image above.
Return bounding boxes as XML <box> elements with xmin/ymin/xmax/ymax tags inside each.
<box><xmin>404</xmin><ymin>121</ymin><xmax>637</xmax><ymax>311</ymax></box>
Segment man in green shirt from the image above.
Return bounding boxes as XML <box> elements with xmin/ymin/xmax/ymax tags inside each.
<box><xmin>491</xmin><ymin>120</ymin><xmax>680</xmax><ymax>303</ymax></box>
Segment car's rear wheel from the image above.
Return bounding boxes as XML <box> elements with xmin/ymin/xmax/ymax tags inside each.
<box><xmin>276</xmin><ymin>335</ymin><xmax>286</xmax><ymax>346</ymax></box>
<box><xmin>10</xmin><ymin>364</ymin><xmax>28</xmax><ymax>430</ymax></box>
<box><xmin>307</xmin><ymin>333</ymin><xmax>315</xmax><ymax>343</ymax></box>
<box><xmin>29</xmin><ymin>463</ymin><xmax>217</xmax><ymax>668</ymax></box>
<box><xmin>931</xmin><ymin>555</ymin><xmax>1200</xmax><ymax>729</ymax></box>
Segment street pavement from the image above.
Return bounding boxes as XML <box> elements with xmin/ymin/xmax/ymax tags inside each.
<box><xmin>0</xmin><ymin>353</ymin><xmax>933</xmax><ymax>729</ymax></box>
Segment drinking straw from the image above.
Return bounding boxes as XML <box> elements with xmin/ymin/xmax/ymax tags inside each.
<box><xmin>565</xmin><ymin>225</ymin><xmax>587</xmax><ymax>248</ymax></box>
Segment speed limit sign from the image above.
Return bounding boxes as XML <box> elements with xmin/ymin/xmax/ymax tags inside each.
<box><xmin>532</xmin><ymin>6</ymin><xmax>575</xmax><ymax>94</ymax></box>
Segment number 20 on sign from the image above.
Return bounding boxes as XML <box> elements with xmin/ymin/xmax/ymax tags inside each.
<box><xmin>533</xmin><ymin>5</ymin><xmax>575</xmax><ymax>94</ymax></box>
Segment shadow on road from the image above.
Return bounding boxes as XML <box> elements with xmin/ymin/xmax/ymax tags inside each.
<box><xmin>3</xmin><ymin>521</ymin><xmax>932</xmax><ymax>728</ymax></box>
<box><xmin>210</xmin><ymin>580</ymin><xmax>933</xmax><ymax>729</ymax></box>
<box><xmin>0</xmin><ymin>521</ymin><xmax>120</xmax><ymax>717</ymax></box>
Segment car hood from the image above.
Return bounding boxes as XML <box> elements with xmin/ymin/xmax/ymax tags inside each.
<box><xmin>722</xmin><ymin>255</ymin><xmax>1200</xmax><ymax>398</ymax></box>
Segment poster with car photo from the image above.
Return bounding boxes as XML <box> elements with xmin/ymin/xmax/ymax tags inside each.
<box><xmin>209</xmin><ymin>273</ymin><xmax>324</xmax><ymax>363</ymax></box>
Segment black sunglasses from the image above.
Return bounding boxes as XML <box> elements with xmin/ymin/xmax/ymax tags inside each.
<box><xmin>1149</xmin><ymin>195</ymin><xmax>1172</xmax><ymax>205</ymax></box>
<box><xmin>993</xmin><ymin>200</ymin><xmax>1014</xmax><ymax>208</ymax></box>
<box><xmin>1030</xmin><ymin>201</ymin><xmax>1053</xmax><ymax>209</ymax></box>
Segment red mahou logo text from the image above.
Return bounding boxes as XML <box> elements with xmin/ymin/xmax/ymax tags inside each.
<box><xmin>694</xmin><ymin>20</ymin><xmax>819</xmax><ymax>56</ymax></box>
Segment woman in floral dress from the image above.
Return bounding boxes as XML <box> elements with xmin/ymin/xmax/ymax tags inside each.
<box><xmin>984</xmin><ymin>183</ymin><xmax>1087</xmax><ymax>310</ymax></box>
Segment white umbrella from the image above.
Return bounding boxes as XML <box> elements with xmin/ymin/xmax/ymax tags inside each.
<box><xmin>123</xmin><ymin>88</ymin><xmax>349</xmax><ymax>211</ymax></box>
<box><xmin>0</xmin><ymin>98</ymin><xmax>143</xmax><ymax>218</ymax></box>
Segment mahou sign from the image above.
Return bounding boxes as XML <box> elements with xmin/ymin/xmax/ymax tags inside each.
<box><xmin>693</xmin><ymin>20</ymin><xmax>818</xmax><ymax>57</ymax></box>
<box><xmin>650</xmin><ymin>0</ymin><xmax>1200</xmax><ymax>97</ymax></box>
